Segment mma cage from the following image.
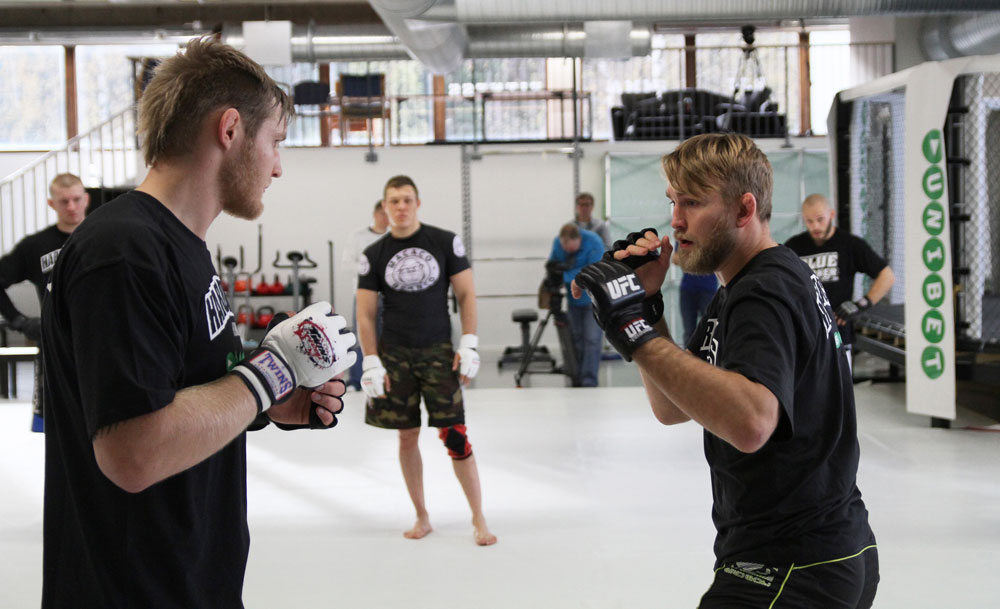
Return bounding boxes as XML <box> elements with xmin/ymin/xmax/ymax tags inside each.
<box><xmin>831</xmin><ymin>57</ymin><xmax>1000</xmax><ymax>423</ymax></box>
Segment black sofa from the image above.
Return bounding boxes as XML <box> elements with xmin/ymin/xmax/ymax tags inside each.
<box><xmin>611</xmin><ymin>87</ymin><xmax>786</xmax><ymax>140</ymax></box>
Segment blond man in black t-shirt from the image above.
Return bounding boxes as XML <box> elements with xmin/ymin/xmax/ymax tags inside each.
<box><xmin>0</xmin><ymin>173</ymin><xmax>89</xmax><ymax>431</ymax></box>
<box><xmin>573</xmin><ymin>134</ymin><xmax>878</xmax><ymax>608</ymax></box>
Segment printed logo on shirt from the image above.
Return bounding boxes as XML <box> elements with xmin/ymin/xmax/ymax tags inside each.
<box><xmin>453</xmin><ymin>235</ymin><xmax>466</xmax><ymax>258</ymax></box>
<box><xmin>811</xmin><ymin>274</ymin><xmax>839</xmax><ymax>348</ymax></box>
<box><xmin>385</xmin><ymin>247</ymin><xmax>440</xmax><ymax>292</ymax></box>
<box><xmin>800</xmin><ymin>252</ymin><xmax>839</xmax><ymax>283</ymax></box>
<box><xmin>204</xmin><ymin>276</ymin><xmax>234</xmax><ymax>341</ymax></box>
<box><xmin>39</xmin><ymin>248</ymin><xmax>61</xmax><ymax>274</ymax></box>
<box><xmin>359</xmin><ymin>254</ymin><xmax>371</xmax><ymax>276</ymax></box>
<box><xmin>699</xmin><ymin>318</ymin><xmax>720</xmax><ymax>365</ymax></box>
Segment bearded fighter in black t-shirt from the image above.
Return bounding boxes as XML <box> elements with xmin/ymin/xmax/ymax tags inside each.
<box><xmin>573</xmin><ymin>134</ymin><xmax>878</xmax><ymax>608</ymax></box>
<box><xmin>785</xmin><ymin>193</ymin><xmax>895</xmax><ymax>347</ymax></box>
<box><xmin>0</xmin><ymin>173</ymin><xmax>89</xmax><ymax>431</ymax></box>
<box><xmin>41</xmin><ymin>39</ymin><xmax>356</xmax><ymax>609</ymax></box>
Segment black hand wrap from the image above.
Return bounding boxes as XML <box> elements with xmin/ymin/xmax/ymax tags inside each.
<box><xmin>835</xmin><ymin>296</ymin><xmax>871</xmax><ymax>322</ymax></box>
<box><xmin>602</xmin><ymin>228</ymin><xmax>663</xmax><ymax>324</ymax></box>
<box><xmin>10</xmin><ymin>315</ymin><xmax>42</xmax><ymax>342</ymax></box>
<box><xmin>576</xmin><ymin>259</ymin><xmax>659</xmax><ymax>362</ymax></box>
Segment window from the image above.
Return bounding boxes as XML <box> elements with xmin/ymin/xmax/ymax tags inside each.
<box><xmin>0</xmin><ymin>46</ymin><xmax>66</xmax><ymax>149</ymax></box>
<box><xmin>76</xmin><ymin>44</ymin><xmax>179</xmax><ymax>134</ymax></box>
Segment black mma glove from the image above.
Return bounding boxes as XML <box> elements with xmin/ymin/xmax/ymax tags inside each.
<box><xmin>576</xmin><ymin>259</ymin><xmax>659</xmax><ymax>362</ymax></box>
<box><xmin>602</xmin><ymin>227</ymin><xmax>663</xmax><ymax>324</ymax></box>
<box><xmin>10</xmin><ymin>315</ymin><xmax>41</xmax><ymax>342</ymax></box>
<box><xmin>835</xmin><ymin>296</ymin><xmax>871</xmax><ymax>322</ymax></box>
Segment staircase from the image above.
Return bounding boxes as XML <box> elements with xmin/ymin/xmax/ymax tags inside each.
<box><xmin>0</xmin><ymin>106</ymin><xmax>141</xmax><ymax>254</ymax></box>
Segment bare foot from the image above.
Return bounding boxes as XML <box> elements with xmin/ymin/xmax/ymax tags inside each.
<box><xmin>473</xmin><ymin>518</ymin><xmax>497</xmax><ymax>546</ymax></box>
<box><xmin>403</xmin><ymin>518</ymin><xmax>432</xmax><ymax>540</ymax></box>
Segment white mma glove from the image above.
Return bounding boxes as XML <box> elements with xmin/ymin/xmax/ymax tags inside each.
<box><xmin>232</xmin><ymin>302</ymin><xmax>357</xmax><ymax>412</ymax></box>
<box><xmin>361</xmin><ymin>355</ymin><xmax>388</xmax><ymax>398</ymax></box>
<box><xmin>456</xmin><ymin>334</ymin><xmax>480</xmax><ymax>379</ymax></box>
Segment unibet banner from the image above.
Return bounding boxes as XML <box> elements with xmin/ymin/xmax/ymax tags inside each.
<box><xmin>902</xmin><ymin>62</ymin><xmax>956</xmax><ymax>419</ymax></box>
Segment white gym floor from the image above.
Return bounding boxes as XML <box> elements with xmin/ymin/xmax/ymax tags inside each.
<box><xmin>1</xmin><ymin>352</ymin><xmax>998</xmax><ymax>608</ymax></box>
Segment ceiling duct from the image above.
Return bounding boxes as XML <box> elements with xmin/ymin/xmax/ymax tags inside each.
<box><xmin>221</xmin><ymin>22</ymin><xmax>651</xmax><ymax>63</ymax></box>
<box><xmin>367</xmin><ymin>0</ymin><xmax>468</xmax><ymax>74</ymax></box>
<box><xmin>223</xmin><ymin>22</ymin><xmax>410</xmax><ymax>62</ymax></box>
<box><xmin>452</xmin><ymin>0</ymin><xmax>1000</xmax><ymax>23</ymax></box>
<box><xmin>920</xmin><ymin>12</ymin><xmax>1000</xmax><ymax>59</ymax></box>
<box><xmin>467</xmin><ymin>24</ymin><xmax>649</xmax><ymax>58</ymax></box>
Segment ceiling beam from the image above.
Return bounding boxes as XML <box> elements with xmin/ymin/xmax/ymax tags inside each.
<box><xmin>0</xmin><ymin>3</ymin><xmax>380</xmax><ymax>29</ymax></box>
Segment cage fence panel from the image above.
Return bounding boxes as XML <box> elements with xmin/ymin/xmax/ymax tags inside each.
<box><xmin>957</xmin><ymin>73</ymin><xmax>1000</xmax><ymax>349</ymax></box>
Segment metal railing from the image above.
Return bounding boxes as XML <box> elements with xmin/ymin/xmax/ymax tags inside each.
<box><xmin>1</xmin><ymin>106</ymin><xmax>140</xmax><ymax>254</ymax></box>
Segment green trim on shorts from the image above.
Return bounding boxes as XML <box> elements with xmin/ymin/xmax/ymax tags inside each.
<box><xmin>767</xmin><ymin>545</ymin><xmax>878</xmax><ymax>609</ymax></box>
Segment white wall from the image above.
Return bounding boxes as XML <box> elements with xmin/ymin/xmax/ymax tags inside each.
<box><xmin>0</xmin><ymin>152</ymin><xmax>45</xmax><ymax>181</ymax></box>
<box><xmin>206</xmin><ymin>136</ymin><xmax>826</xmax><ymax>351</ymax></box>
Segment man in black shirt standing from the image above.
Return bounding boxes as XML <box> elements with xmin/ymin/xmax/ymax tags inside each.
<box><xmin>573</xmin><ymin>134</ymin><xmax>877</xmax><ymax>608</ymax></box>
<box><xmin>785</xmin><ymin>193</ymin><xmax>895</xmax><ymax>362</ymax></box>
<box><xmin>357</xmin><ymin>174</ymin><xmax>496</xmax><ymax>546</ymax></box>
<box><xmin>41</xmin><ymin>38</ymin><xmax>356</xmax><ymax>609</ymax></box>
<box><xmin>0</xmin><ymin>173</ymin><xmax>89</xmax><ymax>431</ymax></box>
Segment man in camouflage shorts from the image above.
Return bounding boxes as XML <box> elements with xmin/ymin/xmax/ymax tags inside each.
<box><xmin>357</xmin><ymin>175</ymin><xmax>497</xmax><ymax>546</ymax></box>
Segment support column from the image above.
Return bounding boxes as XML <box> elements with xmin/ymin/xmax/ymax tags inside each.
<box><xmin>684</xmin><ymin>34</ymin><xmax>697</xmax><ymax>88</ymax></box>
<box><xmin>798</xmin><ymin>31</ymin><xmax>812</xmax><ymax>136</ymax></box>
<box><xmin>65</xmin><ymin>46</ymin><xmax>78</xmax><ymax>140</ymax></box>
<box><xmin>433</xmin><ymin>75</ymin><xmax>446</xmax><ymax>142</ymax></box>
<box><xmin>319</xmin><ymin>63</ymin><xmax>332</xmax><ymax>147</ymax></box>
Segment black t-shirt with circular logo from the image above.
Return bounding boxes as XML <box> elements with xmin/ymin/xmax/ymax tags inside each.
<box><xmin>358</xmin><ymin>223</ymin><xmax>470</xmax><ymax>348</ymax></box>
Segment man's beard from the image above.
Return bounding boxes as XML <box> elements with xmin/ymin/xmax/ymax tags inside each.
<box><xmin>220</xmin><ymin>138</ymin><xmax>262</xmax><ymax>220</ymax></box>
<box><xmin>811</xmin><ymin>222</ymin><xmax>834</xmax><ymax>245</ymax></box>
<box><xmin>673</xmin><ymin>212</ymin><xmax>736</xmax><ymax>274</ymax></box>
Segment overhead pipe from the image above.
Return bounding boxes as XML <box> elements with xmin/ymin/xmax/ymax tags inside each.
<box><xmin>452</xmin><ymin>0</ymin><xmax>1000</xmax><ymax>24</ymax></box>
<box><xmin>367</xmin><ymin>0</ymin><xmax>468</xmax><ymax>74</ymax></box>
<box><xmin>921</xmin><ymin>11</ymin><xmax>1000</xmax><ymax>60</ymax></box>
<box><xmin>221</xmin><ymin>22</ymin><xmax>651</xmax><ymax>64</ymax></box>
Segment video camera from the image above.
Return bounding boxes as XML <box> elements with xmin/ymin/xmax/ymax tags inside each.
<box><xmin>543</xmin><ymin>260</ymin><xmax>570</xmax><ymax>293</ymax></box>
<box><xmin>741</xmin><ymin>25</ymin><xmax>756</xmax><ymax>46</ymax></box>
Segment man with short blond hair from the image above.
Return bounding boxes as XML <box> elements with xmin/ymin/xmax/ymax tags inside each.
<box><xmin>574</xmin><ymin>133</ymin><xmax>878</xmax><ymax>608</ymax></box>
<box><xmin>0</xmin><ymin>172</ymin><xmax>90</xmax><ymax>431</ymax></box>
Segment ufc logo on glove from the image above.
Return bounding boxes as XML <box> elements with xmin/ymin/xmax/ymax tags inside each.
<box><xmin>606</xmin><ymin>275</ymin><xmax>642</xmax><ymax>300</ymax></box>
<box><xmin>623</xmin><ymin>319</ymin><xmax>652</xmax><ymax>341</ymax></box>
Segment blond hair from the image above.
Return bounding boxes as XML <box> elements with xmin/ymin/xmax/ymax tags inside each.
<box><xmin>662</xmin><ymin>133</ymin><xmax>773</xmax><ymax>221</ymax></box>
<box><xmin>49</xmin><ymin>173</ymin><xmax>83</xmax><ymax>196</ymax></box>
<box><xmin>138</xmin><ymin>36</ymin><xmax>293</xmax><ymax>166</ymax></box>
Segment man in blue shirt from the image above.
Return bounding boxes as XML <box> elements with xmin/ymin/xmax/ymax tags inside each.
<box><xmin>548</xmin><ymin>223</ymin><xmax>605</xmax><ymax>386</ymax></box>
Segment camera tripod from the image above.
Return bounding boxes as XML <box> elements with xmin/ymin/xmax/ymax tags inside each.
<box><xmin>513</xmin><ymin>290</ymin><xmax>580</xmax><ymax>388</ymax></box>
<box><xmin>732</xmin><ymin>25</ymin><xmax>766</xmax><ymax>102</ymax></box>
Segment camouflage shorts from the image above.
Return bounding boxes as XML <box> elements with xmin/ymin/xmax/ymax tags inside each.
<box><xmin>365</xmin><ymin>342</ymin><xmax>465</xmax><ymax>429</ymax></box>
